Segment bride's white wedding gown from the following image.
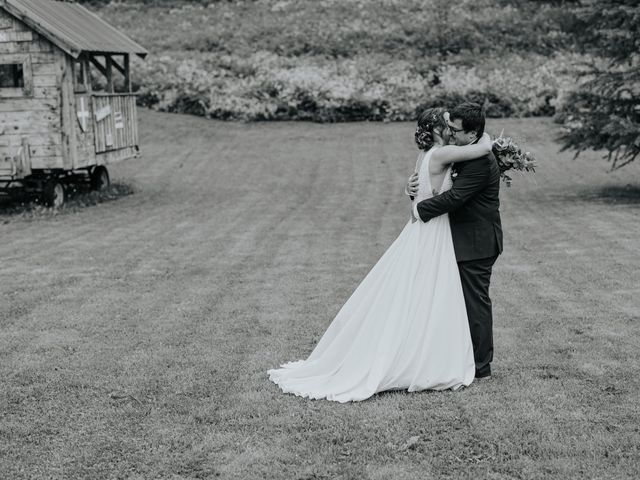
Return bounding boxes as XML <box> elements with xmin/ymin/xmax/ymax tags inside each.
<box><xmin>268</xmin><ymin>147</ymin><xmax>475</xmax><ymax>402</ymax></box>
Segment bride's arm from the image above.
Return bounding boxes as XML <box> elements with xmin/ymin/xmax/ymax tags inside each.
<box><xmin>431</xmin><ymin>133</ymin><xmax>492</xmax><ymax>168</ymax></box>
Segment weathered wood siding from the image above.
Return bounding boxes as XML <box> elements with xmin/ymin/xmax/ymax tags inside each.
<box><xmin>73</xmin><ymin>90</ymin><xmax>97</xmax><ymax>169</ymax></box>
<box><xmin>59</xmin><ymin>54</ymin><xmax>102</xmax><ymax>170</ymax></box>
<box><xmin>0</xmin><ymin>7</ymin><xmax>64</xmax><ymax>173</ymax></box>
<box><xmin>64</xmin><ymin>53</ymin><xmax>96</xmax><ymax>169</ymax></box>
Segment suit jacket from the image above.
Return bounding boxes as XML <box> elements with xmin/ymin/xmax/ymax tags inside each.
<box><xmin>415</xmin><ymin>152</ymin><xmax>503</xmax><ymax>262</ymax></box>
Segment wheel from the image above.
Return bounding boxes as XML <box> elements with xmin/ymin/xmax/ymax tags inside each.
<box><xmin>90</xmin><ymin>166</ymin><xmax>110</xmax><ymax>191</ymax></box>
<box><xmin>43</xmin><ymin>180</ymin><xmax>65</xmax><ymax>208</ymax></box>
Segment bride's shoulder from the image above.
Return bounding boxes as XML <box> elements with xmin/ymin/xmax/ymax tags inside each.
<box><xmin>428</xmin><ymin>144</ymin><xmax>444</xmax><ymax>160</ymax></box>
<box><xmin>429</xmin><ymin>145</ymin><xmax>452</xmax><ymax>173</ymax></box>
<box><xmin>425</xmin><ymin>145</ymin><xmax>441</xmax><ymax>158</ymax></box>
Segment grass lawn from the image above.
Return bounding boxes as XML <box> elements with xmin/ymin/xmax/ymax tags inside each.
<box><xmin>0</xmin><ymin>111</ymin><xmax>639</xmax><ymax>479</ymax></box>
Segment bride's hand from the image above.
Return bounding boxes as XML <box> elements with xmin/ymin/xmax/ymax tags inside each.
<box><xmin>405</xmin><ymin>172</ymin><xmax>419</xmax><ymax>197</ymax></box>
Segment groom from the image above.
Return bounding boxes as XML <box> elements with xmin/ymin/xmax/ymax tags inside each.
<box><xmin>407</xmin><ymin>102</ymin><xmax>502</xmax><ymax>379</ymax></box>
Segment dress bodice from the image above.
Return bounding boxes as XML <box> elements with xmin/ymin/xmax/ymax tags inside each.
<box><xmin>413</xmin><ymin>147</ymin><xmax>453</xmax><ymax>205</ymax></box>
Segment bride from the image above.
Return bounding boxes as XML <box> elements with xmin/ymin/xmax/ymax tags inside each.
<box><xmin>268</xmin><ymin>108</ymin><xmax>494</xmax><ymax>403</ymax></box>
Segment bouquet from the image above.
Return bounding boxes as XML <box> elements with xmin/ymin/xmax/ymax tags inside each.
<box><xmin>491</xmin><ymin>130</ymin><xmax>536</xmax><ymax>187</ymax></box>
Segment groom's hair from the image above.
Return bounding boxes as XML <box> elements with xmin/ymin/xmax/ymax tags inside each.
<box><xmin>450</xmin><ymin>102</ymin><xmax>485</xmax><ymax>138</ymax></box>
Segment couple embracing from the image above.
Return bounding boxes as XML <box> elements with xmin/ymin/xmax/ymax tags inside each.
<box><xmin>268</xmin><ymin>102</ymin><xmax>503</xmax><ymax>403</ymax></box>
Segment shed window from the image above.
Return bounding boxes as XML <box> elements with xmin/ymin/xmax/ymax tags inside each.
<box><xmin>0</xmin><ymin>63</ymin><xmax>24</xmax><ymax>88</ymax></box>
<box><xmin>0</xmin><ymin>55</ymin><xmax>32</xmax><ymax>98</ymax></box>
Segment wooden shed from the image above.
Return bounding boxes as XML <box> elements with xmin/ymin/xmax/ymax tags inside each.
<box><xmin>0</xmin><ymin>0</ymin><xmax>147</xmax><ymax>206</ymax></box>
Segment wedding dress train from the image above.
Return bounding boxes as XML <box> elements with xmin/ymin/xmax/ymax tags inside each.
<box><xmin>268</xmin><ymin>147</ymin><xmax>475</xmax><ymax>402</ymax></box>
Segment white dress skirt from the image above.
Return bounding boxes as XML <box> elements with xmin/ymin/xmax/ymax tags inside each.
<box><xmin>268</xmin><ymin>147</ymin><xmax>475</xmax><ymax>402</ymax></box>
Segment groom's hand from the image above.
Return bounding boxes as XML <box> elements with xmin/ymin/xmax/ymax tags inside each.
<box><xmin>405</xmin><ymin>173</ymin><xmax>419</xmax><ymax>197</ymax></box>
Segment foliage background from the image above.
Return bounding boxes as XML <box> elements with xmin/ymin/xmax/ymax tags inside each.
<box><xmin>557</xmin><ymin>0</ymin><xmax>640</xmax><ymax>170</ymax></box>
<box><xmin>81</xmin><ymin>0</ymin><xmax>589</xmax><ymax>122</ymax></box>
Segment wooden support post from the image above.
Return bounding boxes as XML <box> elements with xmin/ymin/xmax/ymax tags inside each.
<box><xmin>124</xmin><ymin>54</ymin><xmax>131</xmax><ymax>92</ymax></box>
<box><xmin>61</xmin><ymin>56</ymin><xmax>78</xmax><ymax>169</ymax></box>
<box><xmin>83</xmin><ymin>56</ymin><xmax>92</xmax><ymax>93</ymax></box>
<box><xmin>106</xmin><ymin>54</ymin><xmax>113</xmax><ymax>93</ymax></box>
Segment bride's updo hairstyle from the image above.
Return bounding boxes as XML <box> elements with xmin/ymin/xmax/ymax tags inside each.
<box><xmin>415</xmin><ymin>107</ymin><xmax>447</xmax><ymax>151</ymax></box>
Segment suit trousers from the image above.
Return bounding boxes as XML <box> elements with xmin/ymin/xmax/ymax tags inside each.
<box><xmin>457</xmin><ymin>255</ymin><xmax>499</xmax><ymax>377</ymax></box>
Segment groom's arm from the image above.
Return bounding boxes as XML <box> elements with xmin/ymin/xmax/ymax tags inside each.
<box><xmin>413</xmin><ymin>156</ymin><xmax>491</xmax><ymax>222</ymax></box>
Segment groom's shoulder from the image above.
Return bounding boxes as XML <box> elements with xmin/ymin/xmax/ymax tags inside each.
<box><xmin>475</xmin><ymin>151</ymin><xmax>498</xmax><ymax>169</ymax></box>
<box><xmin>465</xmin><ymin>153</ymin><xmax>495</xmax><ymax>169</ymax></box>
<box><xmin>457</xmin><ymin>153</ymin><xmax>497</xmax><ymax>181</ymax></box>
<box><xmin>477</xmin><ymin>151</ymin><xmax>497</xmax><ymax>162</ymax></box>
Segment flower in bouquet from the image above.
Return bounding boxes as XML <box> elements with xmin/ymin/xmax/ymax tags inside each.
<box><xmin>491</xmin><ymin>130</ymin><xmax>537</xmax><ymax>187</ymax></box>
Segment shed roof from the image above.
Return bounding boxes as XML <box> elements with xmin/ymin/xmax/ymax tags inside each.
<box><xmin>1</xmin><ymin>0</ymin><xmax>147</xmax><ymax>59</ymax></box>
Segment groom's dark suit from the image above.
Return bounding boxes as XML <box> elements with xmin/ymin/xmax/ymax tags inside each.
<box><xmin>415</xmin><ymin>153</ymin><xmax>502</xmax><ymax>377</ymax></box>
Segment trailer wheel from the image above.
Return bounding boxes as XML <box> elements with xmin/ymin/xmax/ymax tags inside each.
<box><xmin>90</xmin><ymin>166</ymin><xmax>110</xmax><ymax>191</ymax></box>
<box><xmin>43</xmin><ymin>180</ymin><xmax>65</xmax><ymax>208</ymax></box>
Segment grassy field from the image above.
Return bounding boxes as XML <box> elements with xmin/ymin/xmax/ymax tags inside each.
<box><xmin>1</xmin><ymin>111</ymin><xmax>639</xmax><ymax>479</ymax></box>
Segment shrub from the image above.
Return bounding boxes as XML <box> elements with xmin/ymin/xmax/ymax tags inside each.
<box><xmin>131</xmin><ymin>51</ymin><xmax>579</xmax><ymax>122</ymax></box>
<box><xmin>89</xmin><ymin>0</ymin><xmax>588</xmax><ymax>122</ymax></box>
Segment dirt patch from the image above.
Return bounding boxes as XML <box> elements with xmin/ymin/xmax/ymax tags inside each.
<box><xmin>0</xmin><ymin>182</ymin><xmax>135</xmax><ymax>220</ymax></box>
<box><xmin>591</xmin><ymin>184</ymin><xmax>640</xmax><ymax>204</ymax></box>
<box><xmin>546</xmin><ymin>183</ymin><xmax>640</xmax><ymax>205</ymax></box>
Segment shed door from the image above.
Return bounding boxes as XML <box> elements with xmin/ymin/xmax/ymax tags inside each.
<box><xmin>92</xmin><ymin>94</ymin><xmax>138</xmax><ymax>153</ymax></box>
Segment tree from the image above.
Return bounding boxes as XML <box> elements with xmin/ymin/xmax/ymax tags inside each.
<box><xmin>559</xmin><ymin>0</ymin><xmax>640</xmax><ymax>170</ymax></box>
